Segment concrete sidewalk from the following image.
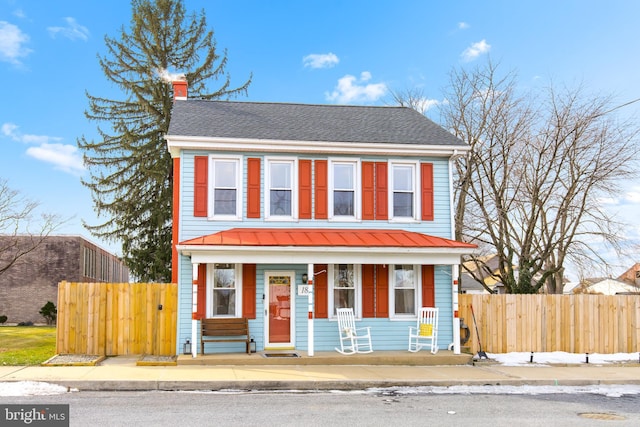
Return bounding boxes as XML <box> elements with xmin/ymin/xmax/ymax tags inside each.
<box><xmin>2</xmin><ymin>357</ymin><xmax>640</xmax><ymax>391</ymax></box>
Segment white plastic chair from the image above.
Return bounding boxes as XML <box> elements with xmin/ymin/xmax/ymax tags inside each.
<box><xmin>408</xmin><ymin>307</ymin><xmax>439</xmax><ymax>354</ymax></box>
<box><xmin>335</xmin><ymin>308</ymin><xmax>373</xmax><ymax>354</ymax></box>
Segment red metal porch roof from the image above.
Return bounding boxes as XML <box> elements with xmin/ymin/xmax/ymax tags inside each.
<box><xmin>179</xmin><ymin>228</ymin><xmax>476</xmax><ymax>249</ymax></box>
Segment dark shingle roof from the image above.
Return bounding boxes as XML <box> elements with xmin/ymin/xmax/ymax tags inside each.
<box><xmin>167</xmin><ymin>100</ymin><xmax>466</xmax><ymax>146</ymax></box>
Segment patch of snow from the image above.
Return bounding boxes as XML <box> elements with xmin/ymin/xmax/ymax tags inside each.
<box><xmin>486</xmin><ymin>351</ymin><xmax>640</xmax><ymax>366</ymax></box>
<box><xmin>370</xmin><ymin>384</ymin><xmax>640</xmax><ymax>397</ymax></box>
<box><xmin>0</xmin><ymin>381</ymin><xmax>74</xmax><ymax>397</ymax></box>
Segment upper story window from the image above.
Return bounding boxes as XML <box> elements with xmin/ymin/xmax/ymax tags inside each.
<box><xmin>210</xmin><ymin>156</ymin><xmax>242</xmax><ymax>219</ymax></box>
<box><xmin>390</xmin><ymin>264</ymin><xmax>417</xmax><ymax>317</ymax></box>
<box><xmin>329</xmin><ymin>264</ymin><xmax>360</xmax><ymax>318</ymax></box>
<box><xmin>329</xmin><ymin>159</ymin><xmax>359</xmax><ymax>220</ymax></box>
<box><xmin>266</xmin><ymin>158</ymin><xmax>296</xmax><ymax>220</ymax></box>
<box><xmin>390</xmin><ymin>161</ymin><xmax>418</xmax><ymax>220</ymax></box>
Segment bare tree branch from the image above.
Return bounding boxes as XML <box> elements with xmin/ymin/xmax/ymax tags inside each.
<box><xmin>0</xmin><ymin>179</ymin><xmax>66</xmax><ymax>276</ymax></box>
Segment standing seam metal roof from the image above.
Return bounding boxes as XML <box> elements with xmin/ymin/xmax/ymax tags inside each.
<box><xmin>179</xmin><ymin>228</ymin><xmax>477</xmax><ymax>249</ymax></box>
<box><xmin>167</xmin><ymin>100</ymin><xmax>466</xmax><ymax>146</ymax></box>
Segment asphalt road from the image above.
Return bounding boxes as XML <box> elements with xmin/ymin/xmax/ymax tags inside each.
<box><xmin>3</xmin><ymin>389</ymin><xmax>640</xmax><ymax>426</ymax></box>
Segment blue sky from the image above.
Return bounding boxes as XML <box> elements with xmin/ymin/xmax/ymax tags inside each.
<box><xmin>1</xmin><ymin>0</ymin><xmax>639</xmax><ymax>278</ymax></box>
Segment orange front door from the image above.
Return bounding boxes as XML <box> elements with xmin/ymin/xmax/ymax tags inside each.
<box><xmin>266</xmin><ymin>272</ymin><xmax>293</xmax><ymax>347</ymax></box>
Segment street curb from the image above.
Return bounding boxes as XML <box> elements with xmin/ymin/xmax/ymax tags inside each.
<box><xmin>21</xmin><ymin>378</ymin><xmax>640</xmax><ymax>392</ymax></box>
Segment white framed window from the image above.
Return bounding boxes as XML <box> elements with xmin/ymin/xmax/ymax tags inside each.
<box><xmin>207</xmin><ymin>263</ymin><xmax>242</xmax><ymax>317</ymax></box>
<box><xmin>210</xmin><ymin>156</ymin><xmax>242</xmax><ymax>219</ymax></box>
<box><xmin>265</xmin><ymin>158</ymin><xmax>296</xmax><ymax>220</ymax></box>
<box><xmin>329</xmin><ymin>159</ymin><xmax>360</xmax><ymax>220</ymax></box>
<box><xmin>329</xmin><ymin>264</ymin><xmax>360</xmax><ymax>317</ymax></box>
<box><xmin>389</xmin><ymin>161</ymin><xmax>418</xmax><ymax>221</ymax></box>
<box><xmin>389</xmin><ymin>264</ymin><xmax>418</xmax><ymax>318</ymax></box>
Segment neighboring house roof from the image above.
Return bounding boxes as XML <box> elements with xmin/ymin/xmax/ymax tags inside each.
<box><xmin>576</xmin><ymin>278</ymin><xmax>640</xmax><ymax>295</ymax></box>
<box><xmin>166</xmin><ymin>100</ymin><xmax>466</xmax><ymax>147</ymax></box>
<box><xmin>177</xmin><ymin>228</ymin><xmax>476</xmax><ymax>265</ymax></box>
<box><xmin>562</xmin><ymin>281</ymin><xmax>581</xmax><ymax>294</ymax></box>
<box><xmin>617</xmin><ymin>262</ymin><xmax>640</xmax><ymax>284</ymax></box>
<box><xmin>459</xmin><ymin>272</ymin><xmax>492</xmax><ymax>294</ymax></box>
<box><xmin>462</xmin><ymin>254</ymin><xmax>503</xmax><ymax>289</ymax></box>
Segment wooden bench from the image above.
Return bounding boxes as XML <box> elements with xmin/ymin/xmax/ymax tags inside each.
<box><xmin>201</xmin><ymin>318</ymin><xmax>251</xmax><ymax>354</ymax></box>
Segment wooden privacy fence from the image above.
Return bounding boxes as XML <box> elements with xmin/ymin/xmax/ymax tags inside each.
<box><xmin>56</xmin><ymin>282</ymin><xmax>177</xmax><ymax>356</ymax></box>
<box><xmin>459</xmin><ymin>294</ymin><xmax>640</xmax><ymax>354</ymax></box>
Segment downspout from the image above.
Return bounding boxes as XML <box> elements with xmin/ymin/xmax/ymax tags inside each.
<box><xmin>191</xmin><ymin>263</ymin><xmax>198</xmax><ymax>358</ymax></box>
<box><xmin>307</xmin><ymin>263</ymin><xmax>314</xmax><ymax>357</ymax></box>
<box><xmin>449</xmin><ymin>152</ymin><xmax>461</xmax><ymax>354</ymax></box>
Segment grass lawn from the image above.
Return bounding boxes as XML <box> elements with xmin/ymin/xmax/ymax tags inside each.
<box><xmin>0</xmin><ymin>326</ymin><xmax>57</xmax><ymax>366</ymax></box>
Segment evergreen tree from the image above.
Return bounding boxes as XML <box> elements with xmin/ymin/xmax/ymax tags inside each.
<box><xmin>78</xmin><ymin>0</ymin><xmax>251</xmax><ymax>281</ymax></box>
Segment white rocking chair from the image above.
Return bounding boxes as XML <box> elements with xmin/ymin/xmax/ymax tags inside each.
<box><xmin>408</xmin><ymin>307</ymin><xmax>439</xmax><ymax>354</ymax></box>
<box><xmin>335</xmin><ymin>308</ymin><xmax>373</xmax><ymax>354</ymax></box>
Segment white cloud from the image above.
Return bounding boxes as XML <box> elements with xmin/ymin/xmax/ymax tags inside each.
<box><xmin>461</xmin><ymin>39</ymin><xmax>491</xmax><ymax>62</ymax></box>
<box><xmin>2</xmin><ymin>122</ymin><xmax>62</xmax><ymax>144</ymax></box>
<box><xmin>458</xmin><ymin>22</ymin><xmax>470</xmax><ymax>30</ymax></box>
<box><xmin>303</xmin><ymin>52</ymin><xmax>339</xmax><ymax>69</ymax></box>
<box><xmin>47</xmin><ymin>17</ymin><xmax>89</xmax><ymax>41</ymax></box>
<box><xmin>26</xmin><ymin>143</ymin><xmax>85</xmax><ymax>175</ymax></box>
<box><xmin>1</xmin><ymin>122</ymin><xmax>82</xmax><ymax>175</ymax></box>
<box><xmin>326</xmin><ymin>71</ymin><xmax>387</xmax><ymax>104</ymax></box>
<box><xmin>0</xmin><ymin>21</ymin><xmax>31</xmax><ymax>65</ymax></box>
<box><xmin>624</xmin><ymin>187</ymin><xmax>640</xmax><ymax>204</ymax></box>
<box><xmin>156</xmin><ymin>68</ymin><xmax>185</xmax><ymax>83</ymax></box>
<box><xmin>416</xmin><ymin>98</ymin><xmax>441</xmax><ymax>113</ymax></box>
<box><xmin>598</xmin><ymin>196</ymin><xmax>619</xmax><ymax>205</ymax></box>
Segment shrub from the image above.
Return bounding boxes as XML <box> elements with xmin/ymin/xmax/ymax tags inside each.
<box><xmin>0</xmin><ymin>315</ymin><xmax>7</xmax><ymax>324</ymax></box>
<box><xmin>39</xmin><ymin>301</ymin><xmax>57</xmax><ymax>325</ymax></box>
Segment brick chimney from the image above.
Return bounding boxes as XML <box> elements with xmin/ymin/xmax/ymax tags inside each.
<box><xmin>172</xmin><ymin>76</ymin><xmax>187</xmax><ymax>100</ymax></box>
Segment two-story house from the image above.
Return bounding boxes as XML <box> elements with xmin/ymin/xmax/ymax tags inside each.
<box><xmin>165</xmin><ymin>80</ymin><xmax>475</xmax><ymax>356</ymax></box>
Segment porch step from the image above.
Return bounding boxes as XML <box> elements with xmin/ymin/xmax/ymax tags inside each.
<box><xmin>178</xmin><ymin>350</ymin><xmax>473</xmax><ymax>366</ymax></box>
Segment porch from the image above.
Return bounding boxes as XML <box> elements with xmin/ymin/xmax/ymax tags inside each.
<box><xmin>177</xmin><ymin>349</ymin><xmax>473</xmax><ymax>366</ymax></box>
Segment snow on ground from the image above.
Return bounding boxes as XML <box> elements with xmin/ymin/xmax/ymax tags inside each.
<box><xmin>1</xmin><ymin>352</ymin><xmax>640</xmax><ymax>397</ymax></box>
<box><xmin>486</xmin><ymin>351</ymin><xmax>640</xmax><ymax>366</ymax></box>
<box><xmin>0</xmin><ymin>381</ymin><xmax>73</xmax><ymax>397</ymax></box>
<box><xmin>374</xmin><ymin>384</ymin><xmax>640</xmax><ymax>397</ymax></box>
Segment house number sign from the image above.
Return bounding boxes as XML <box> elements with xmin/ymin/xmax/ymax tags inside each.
<box><xmin>298</xmin><ymin>285</ymin><xmax>311</xmax><ymax>296</ymax></box>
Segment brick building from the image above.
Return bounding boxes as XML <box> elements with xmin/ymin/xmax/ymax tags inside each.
<box><xmin>0</xmin><ymin>235</ymin><xmax>129</xmax><ymax>324</ymax></box>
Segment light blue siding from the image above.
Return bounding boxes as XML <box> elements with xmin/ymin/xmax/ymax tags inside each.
<box><xmin>176</xmin><ymin>257</ymin><xmax>455</xmax><ymax>353</ymax></box>
<box><xmin>179</xmin><ymin>152</ymin><xmax>454</xmax><ymax>242</ymax></box>
<box><xmin>175</xmin><ymin>150</ymin><xmax>458</xmax><ymax>354</ymax></box>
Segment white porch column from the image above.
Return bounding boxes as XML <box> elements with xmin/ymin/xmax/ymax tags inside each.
<box><xmin>452</xmin><ymin>263</ymin><xmax>461</xmax><ymax>354</ymax></box>
<box><xmin>191</xmin><ymin>263</ymin><xmax>199</xmax><ymax>358</ymax></box>
<box><xmin>307</xmin><ymin>263</ymin><xmax>314</xmax><ymax>357</ymax></box>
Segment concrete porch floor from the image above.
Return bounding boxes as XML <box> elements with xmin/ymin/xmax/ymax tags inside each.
<box><xmin>177</xmin><ymin>350</ymin><xmax>473</xmax><ymax>366</ymax></box>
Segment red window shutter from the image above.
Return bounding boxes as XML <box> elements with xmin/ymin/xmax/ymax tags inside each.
<box><xmin>422</xmin><ymin>265</ymin><xmax>435</xmax><ymax>307</ymax></box>
<box><xmin>375</xmin><ymin>162</ymin><xmax>388</xmax><ymax>220</ymax></box>
<box><xmin>421</xmin><ymin>163</ymin><xmax>434</xmax><ymax>221</ymax></box>
<box><xmin>362</xmin><ymin>264</ymin><xmax>375</xmax><ymax>317</ymax></box>
<box><xmin>247</xmin><ymin>158</ymin><xmax>261</xmax><ymax>218</ymax></box>
<box><xmin>242</xmin><ymin>264</ymin><xmax>257</xmax><ymax>319</ymax></box>
<box><xmin>375</xmin><ymin>264</ymin><xmax>389</xmax><ymax>317</ymax></box>
<box><xmin>362</xmin><ymin>162</ymin><xmax>375</xmax><ymax>220</ymax></box>
<box><xmin>194</xmin><ymin>156</ymin><xmax>208</xmax><ymax>217</ymax></box>
<box><xmin>196</xmin><ymin>264</ymin><xmax>207</xmax><ymax>320</ymax></box>
<box><xmin>314</xmin><ymin>160</ymin><xmax>328</xmax><ymax>219</ymax></box>
<box><xmin>314</xmin><ymin>264</ymin><xmax>328</xmax><ymax>318</ymax></box>
<box><xmin>299</xmin><ymin>159</ymin><xmax>312</xmax><ymax>219</ymax></box>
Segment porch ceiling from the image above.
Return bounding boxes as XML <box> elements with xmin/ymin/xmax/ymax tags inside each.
<box><xmin>177</xmin><ymin>228</ymin><xmax>476</xmax><ymax>265</ymax></box>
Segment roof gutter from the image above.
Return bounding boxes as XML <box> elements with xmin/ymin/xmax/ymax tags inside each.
<box><xmin>165</xmin><ymin>135</ymin><xmax>471</xmax><ymax>158</ymax></box>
